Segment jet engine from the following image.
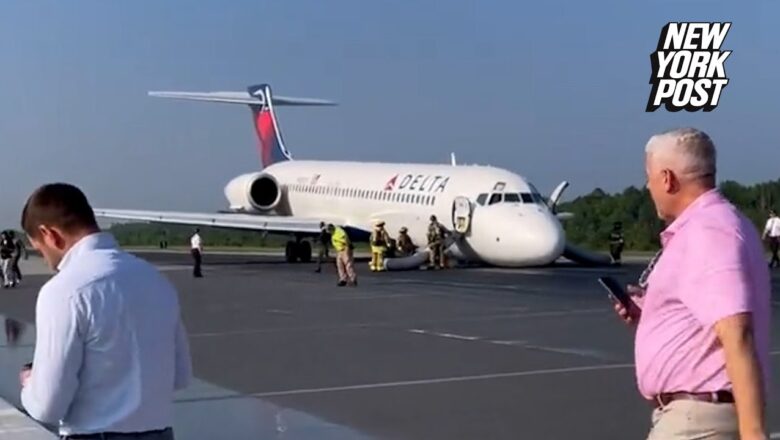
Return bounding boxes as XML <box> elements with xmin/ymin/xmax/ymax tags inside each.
<box><xmin>224</xmin><ymin>172</ymin><xmax>282</xmax><ymax>212</ymax></box>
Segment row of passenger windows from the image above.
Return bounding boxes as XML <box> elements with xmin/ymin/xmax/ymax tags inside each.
<box><xmin>476</xmin><ymin>192</ymin><xmax>546</xmax><ymax>206</ymax></box>
<box><xmin>286</xmin><ymin>184</ymin><xmax>437</xmax><ymax>206</ymax></box>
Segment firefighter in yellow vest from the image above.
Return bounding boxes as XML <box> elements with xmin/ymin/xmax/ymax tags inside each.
<box><xmin>370</xmin><ymin>220</ymin><xmax>391</xmax><ymax>272</ymax></box>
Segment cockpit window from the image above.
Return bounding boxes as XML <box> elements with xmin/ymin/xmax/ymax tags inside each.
<box><xmin>519</xmin><ymin>193</ymin><xmax>533</xmax><ymax>203</ymax></box>
<box><xmin>532</xmin><ymin>193</ymin><xmax>546</xmax><ymax>204</ymax></box>
<box><xmin>488</xmin><ymin>193</ymin><xmax>502</xmax><ymax>205</ymax></box>
<box><xmin>504</xmin><ymin>193</ymin><xmax>520</xmax><ymax>203</ymax></box>
<box><xmin>476</xmin><ymin>193</ymin><xmax>488</xmax><ymax>206</ymax></box>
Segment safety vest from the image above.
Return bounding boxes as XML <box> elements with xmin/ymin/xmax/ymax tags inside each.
<box><xmin>331</xmin><ymin>226</ymin><xmax>351</xmax><ymax>251</ymax></box>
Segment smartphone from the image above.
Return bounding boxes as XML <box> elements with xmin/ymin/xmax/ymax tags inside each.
<box><xmin>598</xmin><ymin>276</ymin><xmax>637</xmax><ymax>312</ymax></box>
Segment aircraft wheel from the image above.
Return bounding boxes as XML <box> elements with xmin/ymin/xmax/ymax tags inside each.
<box><xmin>285</xmin><ymin>241</ymin><xmax>298</xmax><ymax>263</ymax></box>
<box><xmin>298</xmin><ymin>241</ymin><xmax>312</xmax><ymax>263</ymax></box>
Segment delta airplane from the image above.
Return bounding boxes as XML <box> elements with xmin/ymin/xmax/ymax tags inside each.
<box><xmin>95</xmin><ymin>84</ymin><xmax>608</xmax><ymax>268</ymax></box>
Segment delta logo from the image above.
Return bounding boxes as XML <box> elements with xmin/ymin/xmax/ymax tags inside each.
<box><xmin>384</xmin><ymin>174</ymin><xmax>450</xmax><ymax>192</ymax></box>
<box><xmin>646</xmin><ymin>22</ymin><xmax>731</xmax><ymax>112</ymax></box>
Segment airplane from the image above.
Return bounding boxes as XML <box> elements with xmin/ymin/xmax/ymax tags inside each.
<box><xmin>95</xmin><ymin>84</ymin><xmax>609</xmax><ymax>268</ymax></box>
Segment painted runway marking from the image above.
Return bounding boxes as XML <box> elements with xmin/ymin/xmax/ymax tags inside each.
<box><xmin>408</xmin><ymin>329</ymin><xmax>480</xmax><ymax>341</ymax></box>
<box><xmin>190</xmin><ymin>308</ymin><xmax>607</xmax><ymax>338</ymax></box>
<box><xmin>250</xmin><ymin>363</ymin><xmax>634</xmax><ymax>398</ymax></box>
<box><xmin>408</xmin><ymin>329</ymin><xmax>616</xmax><ymax>360</ymax></box>
<box><xmin>520</xmin><ymin>344</ymin><xmax>617</xmax><ymax>361</ymax></box>
<box><xmin>769</xmin><ymin>432</ymin><xmax>780</xmax><ymax>439</ymax></box>
<box><xmin>488</xmin><ymin>340</ymin><xmax>528</xmax><ymax>346</ymax></box>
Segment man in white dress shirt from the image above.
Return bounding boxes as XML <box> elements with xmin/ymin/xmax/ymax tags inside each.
<box><xmin>18</xmin><ymin>183</ymin><xmax>192</xmax><ymax>439</ymax></box>
<box><xmin>763</xmin><ymin>209</ymin><xmax>780</xmax><ymax>268</ymax></box>
<box><xmin>190</xmin><ymin>228</ymin><xmax>203</xmax><ymax>278</ymax></box>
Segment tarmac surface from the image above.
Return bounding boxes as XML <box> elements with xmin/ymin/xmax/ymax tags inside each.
<box><xmin>0</xmin><ymin>252</ymin><xmax>778</xmax><ymax>439</ymax></box>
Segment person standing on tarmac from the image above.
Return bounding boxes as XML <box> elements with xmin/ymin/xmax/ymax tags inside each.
<box><xmin>609</xmin><ymin>221</ymin><xmax>625</xmax><ymax>265</ymax></box>
<box><xmin>315</xmin><ymin>222</ymin><xmax>330</xmax><ymax>273</ymax></box>
<box><xmin>328</xmin><ymin>224</ymin><xmax>356</xmax><ymax>286</ymax></box>
<box><xmin>190</xmin><ymin>228</ymin><xmax>203</xmax><ymax>278</ymax></box>
<box><xmin>762</xmin><ymin>209</ymin><xmax>780</xmax><ymax>268</ymax></box>
<box><xmin>0</xmin><ymin>231</ymin><xmax>15</xmax><ymax>288</ymax></box>
<box><xmin>427</xmin><ymin>215</ymin><xmax>444</xmax><ymax>270</ymax></box>
<box><xmin>8</xmin><ymin>231</ymin><xmax>27</xmax><ymax>286</ymax></box>
<box><xmin>369</xmin><ymin>220</ymin><xmax>390</xmax><ymax>272</ymax></box>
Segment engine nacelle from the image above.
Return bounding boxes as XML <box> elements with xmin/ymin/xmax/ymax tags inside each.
<box><xmin>224</xmin><ymin>172</ymin><xmax>282</xmax><ymax>212</ymax></box>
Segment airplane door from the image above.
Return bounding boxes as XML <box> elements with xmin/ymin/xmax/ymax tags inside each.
<box><xmin>452</xmin><ymin>196</ymin><xmax>473</xmax><ymax>234</ymax></box>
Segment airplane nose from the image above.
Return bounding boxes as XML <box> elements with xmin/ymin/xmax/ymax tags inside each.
<box><xmin>470</xmin><ymin>207</ymin><xmax>566</xmax><ymax>266</ymax></box>
<box><xmin>524</xmin><ymin>214</ymin><xmax>566</xmax><ymax>264</ymax></box>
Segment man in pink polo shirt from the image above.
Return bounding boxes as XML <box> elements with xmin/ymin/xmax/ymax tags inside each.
<box><xmin>615</xmin><ymin>128</ymin><xmax>771</xmax><ymax>440</ymax></box>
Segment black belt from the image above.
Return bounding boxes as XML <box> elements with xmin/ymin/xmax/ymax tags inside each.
<box><xmin>651</xmin><ymin>390</ymin><xmax>734</xmax><ymax>409</ymax></box>
<box><xmin>63</xmin><ymin>428</ymin><xmax>171</xmax><ymax>439</ymax></box>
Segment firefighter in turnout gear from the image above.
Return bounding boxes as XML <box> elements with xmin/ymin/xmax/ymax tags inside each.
<box><xmin>427</xmin><ymin>215</ymin><xmax>445</xmax><ymax>269</ymax></box>
<box><xmin>608</xmin><ymin>221</ymin><xmax>625</xmax><ymax>265</ymax></box>
<box><xmin>370</xmin><ymin>220</ymin><xmax>391</xmax><ymax>271</ymax></box>
<box><xmin>397</xmin><ymin>227</ymin><xmax>417</xmax><ymax>256</ymax></box>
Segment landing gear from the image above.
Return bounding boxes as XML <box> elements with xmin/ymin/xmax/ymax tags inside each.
<box><xmin>285</xmin><ymin>238</ymin><xmax>313</xmax><ymax>263</ymax></box>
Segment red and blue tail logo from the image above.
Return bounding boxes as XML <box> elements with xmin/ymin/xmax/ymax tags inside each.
<box><xmin>248</xmin><ymin>84</ymin><xmax>293</xmax><ymax>168</ymax></box>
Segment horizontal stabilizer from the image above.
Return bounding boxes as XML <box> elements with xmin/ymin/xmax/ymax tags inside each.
<box><xmin>148</xmin><ymin>91</ymin><xmax>337</xmax><ymax>107</ymax></box>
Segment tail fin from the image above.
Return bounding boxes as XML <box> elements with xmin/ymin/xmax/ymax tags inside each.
<box><xmin>247</xmin><ymin>84</ymin><xmax>292</xmax><ymax>167</ymax></box>
<box><xmin>148</xmin><ymin>84</ymin><xmax>336</xmax><ymax>168</ymax></box>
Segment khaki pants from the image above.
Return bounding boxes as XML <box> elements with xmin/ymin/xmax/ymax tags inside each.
<box><xmin>647</xmin><ymin>400</ymin><xmax>738</xmax><ymax>440</ymax></box>
<box><xmin>336</xmin><ymin>250</ymin><xmax>356</xmax><ymax>283</ymax></box>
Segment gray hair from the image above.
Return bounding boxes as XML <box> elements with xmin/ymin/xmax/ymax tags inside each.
<box><xmin>645</xmin><ymin>127</ymin><xmax>717</xmax><ymax>180</ymax></box>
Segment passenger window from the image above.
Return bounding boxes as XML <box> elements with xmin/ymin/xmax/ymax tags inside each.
<box><xmin>504</xmin><ymin>193</ymin><xmax>521</xmax><ymax>203</ymax></box>
<box><xmin>488</xmin><ymin>193</ymin><xmax>502</xmax><ymax>205</ymax></box>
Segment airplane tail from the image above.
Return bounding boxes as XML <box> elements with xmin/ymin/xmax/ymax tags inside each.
<box><xmin>148</xmin><ymin>84</ymin><xmax>336</xmax><ymax>168</ymax></box>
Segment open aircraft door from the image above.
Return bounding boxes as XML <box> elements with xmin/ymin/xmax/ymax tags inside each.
<box><xmin>451</xmin><ymin>196</ymin><xmax>473</xmax><ymax>235</ymax></box>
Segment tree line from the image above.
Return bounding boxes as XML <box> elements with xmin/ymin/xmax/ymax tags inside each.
<box><xmin>103</xmin><ymin>178</ymin><xmax>780</xmax><ymax>251</ymax></box>
<box><xmin>558</xmin><ymin>179</ymin><xmax>780</xmax><ymax>251</ymax></box>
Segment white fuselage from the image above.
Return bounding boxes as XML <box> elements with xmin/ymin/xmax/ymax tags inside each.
<box><xmin>227</xmin><ymin>161</ymin><xmax>566</xmax><ymax>267</ymax></box>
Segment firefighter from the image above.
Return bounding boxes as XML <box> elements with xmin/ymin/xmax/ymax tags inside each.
<box><xmin>397</xmin><ymin>227</ymin><xmax>416</xmax><ymax>256</ymax></box>
<box><xmin>369</xmin><ymin>220</ymin><xmax>390</xmax><ymax>272</ymax></box>
<box><xmin>427</xmin><ymin>215</ymin><xmax>444</xmax><ymax>269</ymax></box>
<box><xmin>609</xmin><ymin>221</ymin><xmax>625</xmax><ymax>265</ymax></box>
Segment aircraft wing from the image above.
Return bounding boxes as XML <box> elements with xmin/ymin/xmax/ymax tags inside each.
<box><xmin>94</xmin><ymin>209</ymin><xmax>340</xmax><ymax>235</ymax></box>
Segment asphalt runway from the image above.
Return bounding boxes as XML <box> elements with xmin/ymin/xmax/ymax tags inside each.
<box><xmin>0</xmin><ymin>252</ymin><xmax>778</xmax><ymax>440</ymax></box>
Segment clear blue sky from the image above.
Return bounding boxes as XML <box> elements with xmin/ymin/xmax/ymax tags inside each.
<box><xmin>0</xmin><ymin>1</ymin><xmax>777</xmax><ymax>229</ymax></box>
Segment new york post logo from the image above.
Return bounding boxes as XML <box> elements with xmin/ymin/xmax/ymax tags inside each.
<box><xmin>646</xmin><ymin>22</ymin><xmax>732</xmax><ymax>112</ymax></box>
